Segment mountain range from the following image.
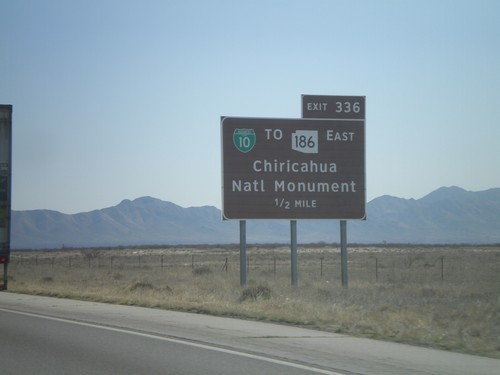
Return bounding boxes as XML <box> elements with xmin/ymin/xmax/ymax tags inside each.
<box><xmin>11</xmin><ymin>186</ymin><xmax>500</xmax><ymax>249</ymax></box>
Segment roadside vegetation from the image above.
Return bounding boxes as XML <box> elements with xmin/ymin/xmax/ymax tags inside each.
<box><xmin>6</xmin><ymin>244</ymin><xmax>500</xmax><ymax>359</ymax></box>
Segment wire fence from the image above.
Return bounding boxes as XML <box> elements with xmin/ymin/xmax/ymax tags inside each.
<box><xmin>10</xmin><ymin>246</ymin><xmax>500</xmax><ymax>285</ymax></box>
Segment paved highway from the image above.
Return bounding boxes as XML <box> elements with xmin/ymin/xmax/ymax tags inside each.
<box><xmin>0</xmin><ymin>293</ymin><xmax>498</xmax><ymax>374</ymax></box>
<box><xmin>0</xmin><ymin>309</ymin><xmax>331</xmax><ymax>374</ymax></box>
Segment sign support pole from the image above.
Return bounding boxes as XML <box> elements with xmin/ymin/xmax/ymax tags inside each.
<box><xmin>2</xmin><ymin>263</ymin><xmax>7</xmax><ymax>290</ymax></box>
<box><xmin>0</xmin><ymin>105</ymin><xmax>12</xmax><ymax>290</ymax></box>
<box><xmin>290</xmin><ymin>220</ymin><xmax>298</xmax><ymax>287</ymax></box>
<box><xmin>340</xmin><ymin>220</ymin><xmax>348</xmax><ymax>287</ymax></box>
<box><xmin>239</xmin><ymin>220</ymin><xmax>247</xmax><ymax>287</ymax></box>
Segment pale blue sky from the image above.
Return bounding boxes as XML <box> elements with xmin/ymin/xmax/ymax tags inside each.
<box><xmin>1</xmin><ymin>0</ymin><xmax>499</xmax><ymax>213</ymax></box>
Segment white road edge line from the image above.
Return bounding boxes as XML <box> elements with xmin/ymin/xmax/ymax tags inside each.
<box><xmin>0</xmin><ymin>307</ymin><xmax>345</xmax><ymax>375</ymax></box>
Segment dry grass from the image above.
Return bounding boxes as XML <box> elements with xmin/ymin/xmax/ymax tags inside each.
<box><xmin>6</xmin><ymin>245</ymin><xmax>500</xmax><ymax>358</ymax></box>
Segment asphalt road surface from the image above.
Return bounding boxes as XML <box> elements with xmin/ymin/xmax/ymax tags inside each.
<box><xmin>0</xmin><ymin>293</ymin><xmax>498</xmax><ymax>375</ymax></box>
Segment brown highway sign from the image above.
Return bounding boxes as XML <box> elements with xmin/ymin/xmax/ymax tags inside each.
<box><xmin>221</xmin><ymin>117</ymin><xmax>365</xmax><ymax>220</ymax></box>
<box><xmin>302</xmin><ymin>95</ymin><xmax>365</xmax><ymax>120</ymax></box>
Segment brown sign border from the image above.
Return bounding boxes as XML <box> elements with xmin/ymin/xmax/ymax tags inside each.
<box><xmin>221</xmin><ymin>116</ymin><xmax>365</xmax><ymax>220</ymax></box>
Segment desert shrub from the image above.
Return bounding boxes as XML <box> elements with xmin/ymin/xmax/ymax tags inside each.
<box><xmin>160</xmin><ymin>285</ymin><xmax>173</xmax><ymax>293</ymax></box>
<box><xmin>40</xmin><ymin>276</ymin><xmax>54</xmax><ymax>283</ymax></box>
<box><xmin>80</xmin><ymin>249</ymin><xmax>102</xmax><ymax>261</ymax></box>
<box><xmin>421</xmin><ymin>287</ymin><xmax>437</xmax><ymax>298</ymax></box>
<box><xmin>192</xmin><ymin>266</ymin><xmax>212</xmax><ymax>276</ymax></box>
<box><xmin>239</xmin><ymin>285</ymin><xmax>271</xmax><ymax>302</ymax></box>
<box><xmin>128</xmin><ymin>281</ymin><xmax>154</xmax><ymax>292</ymax></box>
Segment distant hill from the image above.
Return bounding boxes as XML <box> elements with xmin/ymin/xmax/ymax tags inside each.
<box><xmin>11</xmin><ymin>186</ymin><xmax>500</xmax><ymax>249</ymax></box>
<box><xmin>349</xmin><ymin>186</ymin><xmax>500</xmax><ymax>243</ymax></box>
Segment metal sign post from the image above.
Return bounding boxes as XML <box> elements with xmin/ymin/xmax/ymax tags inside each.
<box><xmin>239</xmin><ymin>220</ymin><xmax>247</xmax><ymax>287</ymax></box>
<box><xmin>340</xmin><ymin>220</ymin><xmax>348</xmax><ymax>287</ymax></box>
<box><xmin>0</xmin><ymin>105</ymin><xmax>12</xmax><ymax>291</ymax></box>
<box><xmin>290</xmin><ymin>220</ymin><xmax>298</xmax><ymax>287</ymax></box>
